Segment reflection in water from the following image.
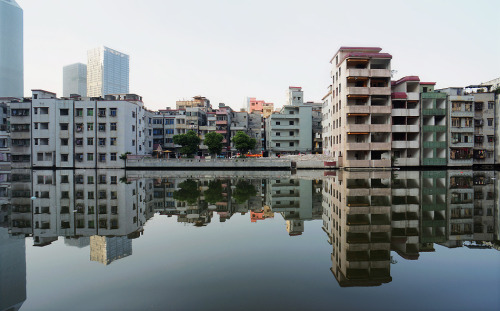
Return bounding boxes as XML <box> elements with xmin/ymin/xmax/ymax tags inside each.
<box><xmin>322</xmin><ymin>170</ymin><xmax>499</xmax><ymax>287</ymax></box>
<box><xmin>1</xmin><ymin>168</ymin><xmax>499</xmax><ymax>301</ymax></box>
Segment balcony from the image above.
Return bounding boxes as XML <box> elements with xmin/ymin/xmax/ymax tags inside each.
<box><xmin>346</xmin><ymin>124</ymin><xmax>369</xmax><ymax>133</ymax></box>
<box><xmin>346</xmin><ymin>143</ymin><xmax>369</xmax><ymax>150</ymax></box>
<box><xmin>347</xmin><ymin>69</ymin><xmax>370</xmax><ymax>77</ymax></box>
<box><xmin>392</xmin><ymin>125</ymin><xmax>419</xmax><ymax>133</ymax></box>
<box><xmin>422</xmin><ymin>108</ymin><xmax>446</xmax><ymax>116</ymax></box>
<box><xmin>347</xmin><ymin>87</ymin><xmax>370</xmax><ymax>95</ymax></box>
<box><xmin>371</xmin><ymin>142</ymin><xmax>391</xmax><ymax>150</ymax></box>
<box><xmin>422</xmin><ymin>125</ymin><xmax>447</xmax><ymax>132</ymax></box>
<box><xmin>407</xmin><ymin>93</ymin><xmax>420</xmax><ymax>101</ymax></box>
<box><xmin>423</xmin><ymin>141</ymin><xmax>447</xmax><ymax>148</ymax></box>
<box><xmin>216</xmin><ymin>120</ymin><xmax>228</xmax><ymax>125</ymax></box>
<box><xmin>370</xmin><ymin>124</ymin><xmax>391</xmax><ymax>132</ymax></box>
<box><xmin>370</xmin><ymin>106</ymin><xmax>391</xmax><ymax>114</ymax></box>
<box><xmin>346</xmin><ymin>106</ymin><xmax>369</xmax><ymax>114</ymax></box>
<box><xmin>370</xmin><ymin>69</ymin><xmax>391</xmax><ymax>77</ymax></box>
<box><xmin>370</xmin><ymin>87</ymin><xmax>391</xmax><ymax>96</ymax></box>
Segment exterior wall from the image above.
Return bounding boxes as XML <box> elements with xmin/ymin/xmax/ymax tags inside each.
<box><xmin>0</xmin><ymin>0</ymin><xmax>23</xmax><ymax>98</ymax></box>
<box><xmin>87</xmin><ymin>47</ymin><xmax>129</xmax><ymax>97</ymax></box>
<box><xmin>63</xmin><ymin>63</ymin><xmax>87</xmax><ymax>97</ymax></box>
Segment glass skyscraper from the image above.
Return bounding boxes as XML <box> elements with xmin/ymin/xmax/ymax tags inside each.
<box><xmin>63</xmin><ymin>63</ymin><xmax>87</xmax><ymax>97</ymax></box>
<box><xmin>0</xmin><ymin>0</ymin><xmax>23</xmax><ymax>98</ymax></box>
<box><xmin>87</xmin><ymin>46</ymin><xmax>129</xmax><ymax>97</ymax></box>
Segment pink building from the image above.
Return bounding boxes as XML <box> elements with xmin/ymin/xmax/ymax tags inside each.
<box><xmin>247</xmin><ymin>97</ymin><xmax>274</xmax><ymax>118</ymax></box>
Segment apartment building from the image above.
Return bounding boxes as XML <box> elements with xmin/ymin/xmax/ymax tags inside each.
<box><xmin>420</xmin><ymin>84</ymin><xmax>448</xmax><ymax>166</ymax></box>
<box><xmin>467</xmin><ymin>87</ymin><xmax>496</xmax><ymax>166</ymax></box>
<box><xmin>324</xmin><ymin>47</ymin><xmax>392</xmax><ymax>168</ymax></box>
<box><xmin>420</xmin><ymin>171</ymin><xmax>447</xmax><ymax>245</ymax></box>
<box><xmin>265</xmin><ymin>87</ymin><xmax>313</xmax><ymax>156</ymax></box>
<box><xmin>438</xmin><ymin>88</ymin><xmax>474</xmax><ymax>167</ymax></box>
<box><xmin>0</xmin><ymin>100</ymin><xmax>11</xmax><ymax>204</ymax></box>
<box><xmin>391</xmin><ymin>77</ymin><xmax>421</xmax><ymax>167</ymax></box>
<box><xmin>176</xmin><ymin>96</ymin><xmax>211</xmax><ymax>110</ymax></box>
<box><xmin>9</xmin><ymin>90</ymin><xmax>153</xmax><ymax>168</ymax></box>
<box><xmin>311</xmin><ymin>102</ymin><xmax>323</xmax><ymax>154</ymax></box>
<box><xmin>247</xmin><ymin>97</ymin><xmax>274</xmax><ymax>118</ymax></box>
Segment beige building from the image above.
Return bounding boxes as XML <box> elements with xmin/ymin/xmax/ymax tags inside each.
<box><xmin>323</xmin><ymin>47</ymin><xmax>392</xmax><ymax>168</ymax></box>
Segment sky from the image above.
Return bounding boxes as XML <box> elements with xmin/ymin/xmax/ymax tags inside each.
<box><xmin>19</xmin><ymin>0</ymin><xmax>500</xmax><ymax>111</ymax></box>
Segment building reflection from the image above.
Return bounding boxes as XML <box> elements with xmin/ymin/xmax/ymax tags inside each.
<box><xmin>322</xmin><ymin>170</ymin><xmax>499</xmax><ymax>287</ymax></box>
<box><xmin>2</xmin><ymin>169</ymin><xmax>499</xmax><ymax>289</ymax></box>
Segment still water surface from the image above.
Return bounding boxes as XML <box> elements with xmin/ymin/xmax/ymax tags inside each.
<box><xmin>1</xmin><ymin>169</ymin><xmax>499</xmax><ymax>310</ymax></box>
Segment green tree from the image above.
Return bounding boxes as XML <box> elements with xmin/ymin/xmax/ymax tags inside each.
<box><xmin>204</xmin><ymin>132</ymin><xmax>224</xmax><ymax>157</ymax></box>
<box><xmin>232</xmin><ymin>180</ymin><xmax>257</xmax><ymax>204</ymax></box>
<box><xmin>204</xmin><ymin>179</ymin><xmax>224</xmax><ymax>203</ymax></box>
<box><xmin>173</xmin><ymin>179</ymin><xmax>200</xmax><ymax>204</ymax></box>
<box><xmin>173</xmin><ymin>130</ymin><xmax>200</xmax><ymax>157</ymax></box>
<box><xmin>231</xmin><ymin>131</ymin><xmax>256</xmax><ymax>155</ymax></box>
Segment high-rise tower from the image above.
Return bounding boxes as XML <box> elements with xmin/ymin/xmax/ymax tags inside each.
<box><xmin>0</xmin><ymin>0</ymin><xmax>23</xmax><ymax>98</ymax></box>
<box><xmin>63</xmin><ymin>63</ymin><xmax>87</xmax><ymax>97</ymax></box>
<box><xmin>87</xmin><ymin>46</ymin><xmax>129</xmax><ymax>97</ymax></box>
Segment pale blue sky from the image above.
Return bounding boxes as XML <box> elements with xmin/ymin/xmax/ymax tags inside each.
<box><xmin>20</xmin><ymin>0</ymin><xmax>500</xmax><ymax>111</ymax></box>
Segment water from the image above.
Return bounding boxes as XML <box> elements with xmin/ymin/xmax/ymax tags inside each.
<box><xmin>1</xmin><ymin>169</ymin><xmax>499</xmax><ymax>311</ymax></box>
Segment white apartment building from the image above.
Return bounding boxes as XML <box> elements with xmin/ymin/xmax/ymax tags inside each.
<box><xmin>63</xmin><ymin>63</ymin><xmax>87</xmax><ymax>97</ymax></box>
<box><xmin>87</xmin><ymin>46</ymin><xmax>129</xmax><ymax>97</ymax></box>
<box><xmin>0</xmin><ymin>0</ymin><xmax>23</xmax><ymax>98</ymax></box>
<box><xmin>391</xmin><ymin>76</ymin><xmax>421</xmax><ymax>167</ymax></box>
<box><xmin>324</xmin><ymin>47</ymin><xmax>392</xmax><ymax>168</ymax></box>
<box><xmin>10</xmin><ymin>90</ymin><xmax>152</xmax><ymax>169</ymax></box>
<box><xmin>266</xmin><ymin>87</ymin><xmax>313</xmax><ymax>156</ymax></box>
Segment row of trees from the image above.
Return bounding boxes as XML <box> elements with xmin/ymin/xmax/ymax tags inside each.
<box><xmin>173</xmin><ymin>179</ymin><xmax>257</xmax><ymax>204</ymax></box>
<box><xmin>172</xmin><ymin>130</ymin><xmax>257</xmax><ymax>157</ymax></box>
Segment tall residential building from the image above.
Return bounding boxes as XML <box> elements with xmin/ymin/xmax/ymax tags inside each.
<box><xmin>420</xmin><ymin>83</ymin><xmax>448</xmax><ymax>166</ymax></box>
<box><xmin>0</xmin><ymin>0</ymin><xmax>23</xmax><ymax>98</ymax></box>
<box><xmin>63</xmin><ymin>63</ymin><xmax>87</xmax><ymax>97</ymax></box>
<box><xmin>176</xmin><ymin>96</ymin><xmax>211</xmax><ymax>110</ymax></box>
<box><xmin>324</xmin><ymin>47</ymin><xmax>392</xmax><ymax>168</ymax></box>
<box><xmin>438</xmin><ymin>88</ymin><xmax>474</xmax><ymax>167</ymax></box>
<box><xmin>391</xmin><ymin>76</ymin><xmax>421</xmax><ymax>167</ymax></box>
<box><xmin>87</xmin><ymin>47</ymin><xmax>129</xmax><ymax>97</ymax></box>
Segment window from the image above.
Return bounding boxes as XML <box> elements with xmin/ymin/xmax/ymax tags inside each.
<box><xmin>110</xmin><ymin>137</ymin><xmax>117</xmax><ymax>146</ymax></box>
<box><xmin>290</xmin><ymin>142</ymin><xmax>294</xmax><ymax>147</ymax></box>
<box><xmin>87</xmin><ymin>176</ymin><xmax>94</xmax><ymax>184</ymax></box>
<box><xmin>276</xmin><ymin>143</ymin><xmax>281</xmax><ymax>147</ymax></box>
<box><xmin>61</xmin><ymin>154</ymin><xmax>68</xmax><ymax>162</ymax></box>
<box><xmin>99</xmin><ymin>153</ymin><xmax>106</xmax><ymax>162</ymax></box>
<box><xmin>110</xmin><ymin>153</ymin><xmax>117</xmax><ymax>161</ymax></box>
<box><xmin>40</xmin><ymin>107</ymin><xmax>49</xmax><ymax>114</ymax></box>
<box><xmin>76</xmin><ymin>123</ymin><xmax>83</xmax><ymax>132</ymax></box>
<box><xmin>99</xmin><ymin>138</ymin><xmax>106</xmax><ymax>146</ymax></box>
<box><xmin>98</xmin><ymin>108</ymin><xmax>106</xmax><ymax>117</ymax></box>
<box><xmin>110</xmin><ymin>108</ymin><xmax>117</xmax><ymax>117</ymax></box>
<box><xmin>110</xmin><ymin>176</ymin><xmax>117</xmax><ymax>184</ymax></box>
<box><xmin>87</xmin><ymin>153</ymin><xmax>94</xmax><ymax>161</ymax></box>
<box><xmin>60</xmin><ymin>109</ymin><xmax>69</xmax><ymax>116</ymax></box>
<box><xmin>40</xmin><ymin>138</ymin><xmax>49</xmax><ymax>145</ymax></box>
<box><xmin>488</xmin><ymin>101</ymin><xmax>494</xmax><ymax>109</ymax></box>
<box><xmin>40</xmin><ymin>123</ymin><xmax>49</xmax><ymax>130</ymax></box>
<box><xmin>110</xmin><ymin>123</ymin><xmax>117</xmax><ymax>131</ymax></box>
<box><xmin>61</xmin><ymin>191</ymin><xmax>69</xmax><ymax>199</ymax></box>
<box><xmin>110</xmin><ymin>191</ymin><xmax>117</xmax><ymax>199</ymax></box>
<box><xmin>132</xmin><ymin>111</ymin><xmax>136</xmax><ymax>118</ymax></box>
<box><xmin>61</xmin><ymin>138</ymin><xmax>68</xmax><ymax>146</ymax></box>
<box><xmin>111</xmin><ymin>206</ymin><xmax>118</xmax><ymax>214</ymax></box>
<box><xmin>132</xmin><ymin>125</ymin><xmax>135</xmax><ymax>132</ymax></box>
<box><xmin>276</xmin><ymin>121</ymin><xmax>280</xmax><ymax>125</ymax></box>
<box><xmin>289</xmin><ymin>111</ymin><xmax>294</xmax><ymax>114</ymax></box>
<box><xmin>75</xmin><ymin>153</ymin><xmax>83</xmax><ymax>162</ymax></box>
<box><xmin>88</xmin><ymin>191</ymin><xmax>94</xmax><ymax>199</ymax></box>
<box><xmin>276</xmin><ymin>132</ymin><xmax>280</xmax><ymax>136</ymax></box>
<box><xmin>61</xmin><ymin>175</ymin><xmax>69</xmax><ymax>183</ymax></box>
<box><xmin>87</xmin><ymin>123</ymin><xmax>94</xmax><ymax>131</ymax></box>
<box><xmin>99</xmin><ymin>175</ymin><xmax>106</xmax><ymax>184</ymax></box>
<box><xmin>132</xmin><ymin>140</ymin><xmax>135</xmax><ymax>146</ymax></box>
<box><xmin>34</xmin><ymin>107</ymin><xmax>38</xmax><ymax>114</ymax></box>
<box><xmin>487</xmin><ymin>118</ymin><xmax>493</xmax><ymax>126</ymax></box>
<box><xmin>60</xmin><ymin>123</ymin><xmax>68</xmax><ymax>130</ymax></box>
<box><xmin>87</xmin><ymin>108</ymin><xmax>93</xmax><ymax>116</ymax></box>
<box><xmin>488</xmin><ymin>135</ymin><xmax>494</xmax><ymax>143</ymax></box>
<box><xmin>98</xmin><ymin>123</ymin><xmax>106</xmax><ymax>131</ymax></box>
<box><xmin>289</xmin><ymin>121</ymin><xmax>294</xmax><ymax>125</ymax></box>
<box><xmin>99</xmin><ymin>191</ymin><xmax>107</xmax><ymax>199</ymax></box>
<box><xmin>88</xmin><ymin>220</ymin><xmax>95</xmax><ymax>228</ymax></box>
<box><xmin>87</xmin><ymin>138</ymin><xmax>93</xmax><ymax>146</ymax></box>
<box><xmin>451</xmin><ymin>118</ymin><xmax>460</xmax><ymax>127</ymax></box>
<box><xmin>289</xmin><ymin>131</ymin><xmax>294</xmax><ymax>136</ymax></box>
<box><xmin>76</xmin><ymin>108</ymin><xmax>83</xmax><ymax>117</ymax></box>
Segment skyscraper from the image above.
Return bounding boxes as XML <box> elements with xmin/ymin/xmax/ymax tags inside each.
<box><xmin>63</xmin><ymin>63</ymin><xmax>87</xmax><ymax>97</ymax></box>
<box><xmin>87</xmin><ymin>46</ymin><xmax>129</xmax><ymax>97</ymax></box>
<box><xmin>0</xmin><ymin>0</ymin><xmax>23</xmax><ymax>98</ymax></box>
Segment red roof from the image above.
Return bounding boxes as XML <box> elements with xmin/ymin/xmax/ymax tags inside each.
<box><xmin>392</xmin><ymin>76</ymin><xmax>420</xmax><ymax>86</ymax></box>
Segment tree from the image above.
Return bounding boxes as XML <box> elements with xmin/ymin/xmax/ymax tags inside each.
<box><xmin>232</xmin><ymin>180</ymin><xmax>257</xmax><ymax>204</ymax></box>
<box><xmin>231</xmin><ymin>131</ymin><xmax>256</xmax><ymax>155</ymax></box>
<box><xmin>203</xmin><ymin>179</ymin><xmax>224</xmax><ymax>203</ymax></box>
<box><xmin>173</xmin><ymin>179</ymin><xmax>200</xmax><ymax>204</ymax></box>
<box><xmin>173</xmin><ymin>130</ymin><xmax>200</xmax><ymax>157</ymax></box>
<box><xmin>204</xmin><ymin>132</ymin><xmax>224</xmax><ymax>157</ymax></box>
